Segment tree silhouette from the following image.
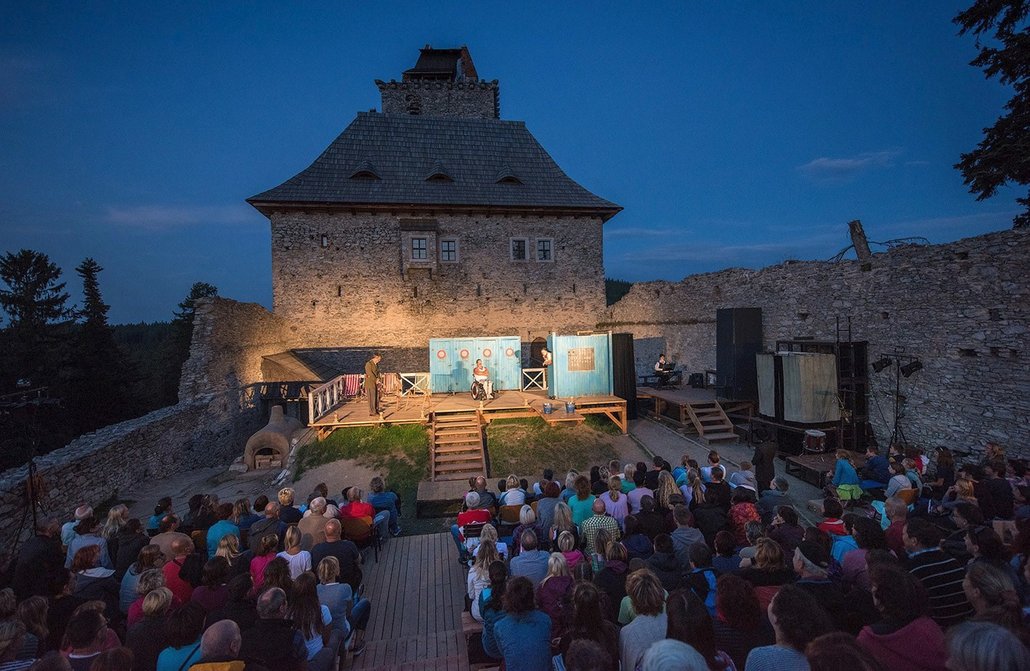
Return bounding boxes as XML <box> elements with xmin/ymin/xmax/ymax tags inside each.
<box><xmin>0</xmin><ymin>249</ymin><xmax>71</xmax><ymax>386</ymax></box>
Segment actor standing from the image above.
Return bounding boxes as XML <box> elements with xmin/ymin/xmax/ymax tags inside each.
<box><xmin>365</xmin><ymin>353</ymin><xmax>382</xmax><ymax>415</ymax></box>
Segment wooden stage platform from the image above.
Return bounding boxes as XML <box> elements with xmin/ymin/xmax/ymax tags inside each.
<box><xmin>351</xmin><ymin>532</ymin><xmax>473</xmax><ymax>670</ymax></box>
<box><xmin>636</xmin><ymin>386</ymin><xmax>749</xmax><ymax>444</ymax></box>
<box><xmin>310</xmin><ymin>388</ymin><xmax>628</xmax><ymax>438</ymax></box>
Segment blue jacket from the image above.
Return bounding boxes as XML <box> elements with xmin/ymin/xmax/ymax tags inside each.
<box><xmin>833</xmin><ymin>459</ymin><xmax>861</xmax><ymax>486</ymax></box>
<box><xmin>862</xmin><ymin>455</ymin><xmax>891</xmax><ymax>483</ymax></box>
<box><xmin>493</xmin><ymin>610</ymin><xmax>552</xmax><ymax>671</ymax></box>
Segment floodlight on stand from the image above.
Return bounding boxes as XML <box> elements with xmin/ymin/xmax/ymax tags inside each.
<box><xmin>871</xmin><ymin>357</ymin><xmax>892</xmax><ymax>373</ymax></box>
<box><xmin>900</xmin><ymin>360</ymin><xmax>923</xmax><ymax>378</ymax></box>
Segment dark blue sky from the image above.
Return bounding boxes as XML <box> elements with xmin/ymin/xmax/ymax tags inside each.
<box><xmin>0</xmin><ymin>2</ymin><xmax>1018</xmax><ymax>324</ymax></box>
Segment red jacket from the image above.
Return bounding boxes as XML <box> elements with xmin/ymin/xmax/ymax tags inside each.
<box><xmin>339</xmin><ymin>501</ymin><xmax>375</xmax><ymax>519</ymax></box>
<box><xmin>857</xmin><ymin>616</ymin><xmax>948</xmax><ymax>671</ymax></box>
<box><xmin>817</xmin><ymin>518</ymin><xmax>847</xmax><ymax>536</ymax></box>
<box><xmin>456</xmin><ymin>509</ymin><xmax>492</xmax><ymax>541</ymax></box>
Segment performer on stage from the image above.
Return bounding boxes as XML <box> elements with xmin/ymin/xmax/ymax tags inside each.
<box><xmin>472</xmin><ymin>358</ymin><xmax>493</xmax><ymax>399</ymax></box>
<box><xmin>540</xmin><ymin>347</ymin><xmax>553</xmax><ymax>367</ymax></box>
<box><xmin>365</xmin><ymin>353</ymin><xmax>382</xmax><ymax>415</ymax></box>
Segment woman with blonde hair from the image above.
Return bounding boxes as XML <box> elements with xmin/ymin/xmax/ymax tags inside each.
<box><xmin>549</xmin><ymin>502</ymin><xmax>579</xmax><ymax>548</ymax></box>
<box><xmin>316</xmin><ymin>556</ymin><xmax>371</xmax><ymax>656</ymax></box>
<box><xmin>590</xmin><ymin>528</ymin><xmax>614</xmax><ymax>576</ymax></box>
<box><xmin>215</xmin><ymin>533</ymin><xmax>252</xmax><ymax>578</ymax></box>
<box><xmin>561</xmin><ymin>470</ymin><xmax>579</xmax><ymax>502</ymax></box>
<box><xmin>740</xmin><ymin>537</ymin><xmax>794</xmax><ymax>611</ymax></box>
<box><xmin>231</xmin><ymin>498</ymin><xmax>261</xmax><ymax>531</ymax></box>
<box><xmin>125</xmin><ymin>586</ymin><xmax>173</xmax><ymax>670</ymax></box>
<box><xmin>475</xmin><ymin>523</ymin><xmax>508</xmax><ymax>561</ymax></box>
<box><xmin>537</xmin><ymin>553</ymin><xmax>573</xmax><ymax>639</ymax></box>
<box><xmin>599</xmin><ymin>476</ymin><xmax>629</xmax><ymax>528</ymax></box>
<box><xmin>556</xmin><ymin>530</ymin><xmax>585</xmax><ymax>570</ymax></box>
<box><xmin>276</xmin><ymin>525</ymin><xmax>311</xmax><ymax>579</ymax></box>
<box><xmin>682</xmin><ymin>469</ymin><xmax>706</xmax><ymax>509</ymax></box>
<box><xmin>468</xmin><ymin>539</ymin><xmax>501</xmax><ymax>622</ymax></box>
<box><xmin>277</xmin><ymin>487</ymin><xmax>302</xmax><ymax>524</ymax></box>
<box><xmin>16</xmin><ymin>595</ymin><xmax>47</xmax><ymax>658</ymax></box>
<box><xmin>101</xmin><ymin>504</ymin><xmax>129</xmax><ymax>541</ymax></box>
<box><xmin>654</xmin><ymin>471</ymin><xmax>679</xmax><ymax>512</ymax></box>
<box><xmin>622</xmin><ymin>464</ymin><xmax>637</xmax><ymax>493</ymax></box>
<box><xmin>499</xmin><ymin>474</ymin><xmax>526</xmax><ymax>506</ymax></box>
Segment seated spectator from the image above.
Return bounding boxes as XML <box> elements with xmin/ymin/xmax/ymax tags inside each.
<box><xmin>965</xmin><ymin>526</ymin><xmax>1019</xmax><ymax>593</ymax></box>
<box><xmin>881</xmin><ymin>496</ymin><xmax>908</xmax><ymax>557</ymax></box>
<box><xmin>547</xmin><ymin>501</ymin><xmax>579</xmax><ymax>549</ymax></box>
<box><xmin>729</xmin><ymin>488</ymin><xmax>762</xmax><ymax>547</ymax></box>
<box><xmin>62</xmin><ymin>505</ymin><xmax>94</xmax><ymax>547</ymax></box>
<box><xmin>248</xmin><ymin>534</ymin><xmax>278</xmax><ymax>594</ymax></box>
<box><xmin>827</xmin><ymin>450</ymin><xmax>863</xmax><ymax>502</ymax></box>
<box><xmin>0</xmin><ymin>588</ymin><xmax>35</xmax><ymax>662</ymax></box>
<box><xmin>12</xmin><ymin>517</ymin><xmax>63</xmax><ymax>601</ymax></box>
<box><xmin>793</xmin><ymin>541</ymin><xmax>856</xmax><ymax>632</ymax></box>
<box><xmin>746</xmin><ymin>584</ymin><xmax>832</xmax><ymax>671</ymax></box>
<box><xmin>479</xmin><ymin>561</ymin><xmax>508</xmax><ymax>661</ymax></box>
<box><xmin>532</xmin><ymin>468</ymin><xmax>555</xmax><ymax>497</ymax></box>
<box><xmin>700</xmin><ymin>451</ymin><xmax>727</xmax><ymax>485</ymax></box>
<box><xmin>841</xmin><ymin>517</ymin><xmax>887</xmax><ymax>592</ymax></box>
<box><xmin>639</xmin><ymin>639</ymin><xmax>707</xmax><ymax>671</ymax></box>
<box><xmin>636</xmin><ymin>496</ymin><xmax>667</xmax><ymax>539</ymax></box>
<box><xmin>60</xmin><ymin>601</ymin><xmax>121</xmax><ymax>656</ymax></box>
<box><xmin>214</xmin><ymin>534</ymin><xmax>252</xmax><ymax>580</ymax></box>
<box><xmin>450</xmin><ymin>492</ymin><xmax>492</xmax><ymax>564</ymax></box>
<box><xmin>509</xmin><ymin>530</ymin><xmax>549</xmax><ymax>588</ymax></box>
<box><xmin>537</xmin><ymin>553</ymin><xmax>573</xmax><ymax>641</ymax></box>
<box><xmin>569</xmin><ymin>476</ymin><xmax>597</xmax><ymax>527</ymax></box>
<box><xmin>830</xmin><ymin>513</ymin><xmax>862</xmax><ymax>564</ymax></box>
<box><xmin>112</xmin><ymin>519</ymin><xmax>149</xmax><ymax>581</ymax></box>
<box><xmin>16</xmin><ymin>595</ymin><xmax>48</xmax><ymax>660</ymax></box>
<box><xmin>191</xmin><ymin>558</ymin><xmax>230</xmax><ymax>614</ymax></box>
<box><xmin>729</xmin><ymin>460</ymin><xmax>759</xmax><ymax>492</ymax></box>
<box><xmin>189</xmin><ymin>618</ymin><xmax>268</xmax><ymax>671</ymax></box>
<box><xmin>963</xmin><ymin>561</ymin><xmax>1022</xmax><ymax>633</ymax></box>
<box><xmin>740</xmin><ymin>538</ymin><xmax>795</xmax><ymax>611</ymax></box>
<box><xmin>0</xmin><ymin>619</ymin><xmax>35</xmax><ymax>669</ymax></box>
<box><xmin>618</xmin><ymin>569</ymin><xmax>667</xmax><ymax>671</ymax></box>
<box><xmin>534</xmin><ymin>481</ymin><xmax>561</xmax><ymax>534</ymax></box>
<box><xmin>156</xmin><ymin>603</ymin><xmax>206</xmax><ymax>671</ymax></box>
<box><xmin>467</xmin><ymin>539</ymin><xmax>500</xmax><ymax>623</ymax></box>
<box><xmin>653</xmin><ymin>471</ymin><xmax>679</xmax><ymax>515</ymax></box>
<box><xmin>983</xmin><ymin>461</ymin><xmax>1015</xmax><ymax>520</ymax></box>
<box><xmin>684</xmin><ymin>544</ymin><xmax>718</xmax><ymax>616</ymax></box>
<box><xmin>232</xmin><ymin>498</ymin><xmax>262</xmax><ymax>533</ymax></box>
<box><xmin>621</xmin><ymin>515</ymin><xmax>653</xmax><ymax>561</ymax></box>
<box><xmin>238</xmin><ymin>587</ymin><xmax>307</xmax><ymax>671</ymax></box>
<box><xmin>498</xmin><ymin>474</ymin><xmax>527</xmax><ymax>506</ymax></box>
<box><xmin>599</xmin><ymin>476</ymin><xmax>630</xmax><ymax>528</ymax></box>
<box><xmin>860</xmin><ymin>446</ymin><xmax>891</xmax><ymax>490</ymax></box>
<box><xmin>903</xmin><ymin>518</ymin><xmax>974</xmax><ymax>628</ymax></box>
<box><xmin>45</xmin><ymin>569</ymin><xmax>85</xmax><ymax>652</ymax></box>
<box><xmin>712</xmin><ymin>530</ymin><xmax>741</xmax><ymax>575</ymax></box>
<box><xmin>816</xmin><ymin>497</ymin><xmax>846</xmax><ymax>537</ymax></box>
<box><xmin>151</xmin><ymin>515</ymin><xmax>191</xmax><ymax>562</ymax></box>
<box><xmin>62</xmin><ymin>609</ymin><xmax>109</xmax><ymax>671</ymax></box>
<box><xmin>128</xmin><ymin>570</ymin><xmax>173</xmax><ymax>629</ymax></box>
<box><xmin>595</xmin><ymin>543</ymin><xmax>630</xmax><ymax>622</ymax></box>
<box><xmin>620</xmin><ymin>463</ymin><xmax>637</xmax><ymax>493</ymax></box>
<box><xmin>203</xmin><ymin>504</ymin><xmax>239</xmax><ymax>561</ymax></box>
<box><xmin>340</xmin><ymin>487</ymin><xmax>390</xmax><ymax>540</ymax></box>
<box><xmin>125</xmin><ymin>587</ymin><xmax>172</xmax><ymax>671</ymax></box>
<box><xmin>147</xmin><ymin>499</ymin><xmax>173</xmax><ymax>534</ymax></box>
<box><xmin>247</xmin><ymin>503</ymin><xmax>282</xmax><ymax>555</ymax></box>
<box><xmin>712</xmin><ymin>574</ymin><xmax>774</xmax><ymax>669</ymax></box>
<box><xmin>556</xmin><ymin>530</ymin><xmax>586</xmax><ymax>571</ymax></box>
<box><xmin>288</xmin><ymin>573</ymin><xmax>341</xmax><ymax>670</ymax></box>
<box><xmin>310</xmin><ymin>519</ymin><xmax>361</xmax><ymax>591</ymax></box>
<box><xmin>704</xmin><ymin>466</ymin><xmax>732</xmax><ymax>510</ymax></box>
<box><xmin>670</xmin><ymin>505</ymin><xmax>704</xmax><ymax>568</ymax></box>
<box><xmin>587</xmin><ymin>466</ymin><xmax>608</xmax><ymax>496</ymax></box>
<box><xmin>276</xmin><ymin>488</ymin><xmax>302</xmax><ymax>525</ymax></box>
<box><xmin>756</xmin><ymin>477</ymin><xmax>788</xmax><ymax>524</ymax></box>
<box><xmin>693</xmin><ymin>493</ymin><xmax>731</xmax><ymax>545</ymax></box>
<box><xmin>682</xmin><ymin>469</ymin><xmax>706</xmax><ymax>509</ymax></box>
<box><xmin>65</xmin><ymin>516</ymin><xmax>111</xmax><ymax>571</ymax></box>
<box><xmin>275</xmin><ymin>526</ymin><xmax>311</xmax><ymax>580</ymax></box>
<box><xmin>739</xmin><ymin>521</ymin><xmax>766</xmax><ymax>563</ymax></box>
<box><xmin>163</xmin><ymin>537</ymin><xmax>197</xmax><ymax>605</ymax></box>
<box><xmin>945</xmin><ymin>621</ymin><xmax>1030</xmax><ymax>671</ymax></box>
<box><xmin>559</xmin><ymin>471</ymin><xmax>579</xmax><ymax>503</ymax></box>
<box><xmin>627</xmin><ymin>469</ymin><xmax>653</xmax><ymax>514</ymax></box>
<box><xmin>120</xmin><ymin>545</ymin><xmax>164</xmax><ymax>615</ymax></box>
<box><xmin>69</xmin><ymin>546</ymin><xmax>118</xmax><ymax>621</ymax></box>
<box><xmin>472</xmin><ymin>476</ymin><xmax>498</xmax><ymax>510</ymax></box>
<box><xmin>474</xmin><ymin>524</ymin><xmax>508</xmax><ymax>562</ymax></box>
<box><xmin>941</xmin><ymin>501</ymin><xmax>983</xmax><ymax>560</ymax></box>
<box><xmin>857</xmin><ymin>563</ymin><xmax>948</xmax><ymax>671</ymax></box>
<box><xmin>767</xmin><ymin>505</ymin><xmax>804</xmax><ymax>558</ymax></box>
<box><xmin>315</xmin><ymin>556</ymin><xmax>370</xmax><ymax>656</ymax></box>
<box><xmin>805</xmin><ymin>631</ymin><xmax>886</xmax><ymax>671</ymax></box>
<box><xmin>581</xmin><ymin>500</ymin><xmax>621</xmax><ymax>557</ymax></box>
<box><xmin>206</xmin><ymin>574</ymin><xmax>257</xmax><ymax>633</ymax></box>
<box><xmin>510</xmin><ymin>505</ymin><xmax>542</xmax><ymax>556</ymax></box>
<box><xmin>492</xmin><ymin>576</ymin><xmax>550</xmax><ymax>671</ymax></box>
<box><xmin>296</xmin><ymin>497</ymin><xmax>329</xmax><ymax>551</ymax></box>
<box><xmin>367</xmin><ymin>476</ymin><xmax>402</xmax><ymax>537</ymax></box>
<box><xmin>666</xmin><ymin>588</ymin><xmax>736</xmax><ymax>670</ymax></box>
<box><xmin>558</xmin><ymin>582</ymin><xmax>619</xmax><ymax>671</ymax></box>
<box><xmin>646</xmin><ymin>533</ymin><xmax>681</xmax><ymax>592</ymax></box>
<box><xmin>885</xmin><ymin>461</ymin><xmax>914</xmax><ymax>498</ymax></box>
<box><xmin>189</xmin><ymin>495</ymin><xmax>219</xmax><ymax>534</ymax></box>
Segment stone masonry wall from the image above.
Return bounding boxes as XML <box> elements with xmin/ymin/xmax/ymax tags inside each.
<box><xmin>377</xmin><ymin>79</ymin><xmax>500</xmax><ymax>118</ymax></box>
<box><xmin>0</xmin><ymin>389</ymin><xmax>264</xmax><ymax>553</ymax></box>
<box><xmin>603</xmin><ymin>229</ymin><xmax>1030</xmax><ymax>459</ymax></box>
<box><xmin>269</xmin><ymin>211</ymin><xmax>605</xmax><ymax>348</ymax></box>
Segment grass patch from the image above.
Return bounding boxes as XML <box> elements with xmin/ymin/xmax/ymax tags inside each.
<box><xmin>486</xmin><ymin>417</ymin><xmax>619</xmax><ymax>479</ymax></box>
<box><xmin>294</xmin><ymin>425</ymin><xmax>429</xmax><ymax>509</ymax></box>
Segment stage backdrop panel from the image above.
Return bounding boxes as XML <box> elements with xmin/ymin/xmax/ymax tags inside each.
<box><xmin>548</xmin><ymin>332</ymin><xmax>614</xmax><ymax>398</ymax></box>
<box><xmin>757</xmin><ymin>352</ymin><xmax>840</xmax><ymax>424</ymax></box>
<box><xmin>429</xmin><ymin>336</ymin><xmax>522</xmax><ymax>393</ymax></box>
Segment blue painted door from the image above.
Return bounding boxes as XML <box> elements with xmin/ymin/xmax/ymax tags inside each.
<box><xmin>429</xmin><ymin>337</ymin><xmax>521</xmax><ymax>392</ymax></box>
<box><xmin>549</xmin><ymin>333</ymin><xmax>613</xmax><ymax>398</ymax></box>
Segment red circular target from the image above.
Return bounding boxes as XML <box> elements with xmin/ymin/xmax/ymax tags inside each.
<box><xmin>459</xmin><ymin>349</ymin><xmax>470</xmax><ymax>359</ymax></box>
<box><xmin>483</xmin><ymin>348</ymin><xmax>493</xmax><ymax>358</ymax></box>
<box><xmin>436</xmin><ymin>349</ymin><xmax>446</xmax><ymax>359</ymax></box>
<box><xmin>505</xmin><ymin>347</ymin><xmax>515</xmax><ymax>357</ymax></box>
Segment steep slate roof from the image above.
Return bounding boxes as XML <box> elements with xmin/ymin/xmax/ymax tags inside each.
<box><xmin>247</xmin><ymin>112</ymin><xmax>621</xmax><ymax>221</ymax></box>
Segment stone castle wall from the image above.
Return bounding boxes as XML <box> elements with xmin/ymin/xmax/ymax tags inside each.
<box><xmin>376</xmin><ymin>79</ymin><xmax>500</xmax><ymax>118</ymax></box>
<box><xmin>269</xmin><ymin>211</ymin><xmax>605</xmax><ymax>348</ymax></box>
<box><xmin>603</xmin><ymin>229</ymin><xmax>1030</xmax><ymax>458</ymax></box>
<box><xmin>0</xmin><ymin>389</ymin><xmax>264</xmax><ymax>553</ymax></box>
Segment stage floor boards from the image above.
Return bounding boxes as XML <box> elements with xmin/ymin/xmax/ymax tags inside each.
<box><xmin>350</xmin><ymin>532</ymin><xmax>470</xmax><ymax>670</ymax></box>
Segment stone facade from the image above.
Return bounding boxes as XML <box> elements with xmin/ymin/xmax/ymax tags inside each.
<box><xmin>270</xmin><ymin>211</ymin><xmax>605</xmax><ymax>347</ymax></box>
<box><xmin>377</xmin><ymin>79</ymin><xmax>500</xmax><ymax>119</ymax></box>
<box><xmin>0</xmin><ymin>389</ymin><xmax>263</xmax><ymax>553</ymax></box>
<box><xmin>603</xmin><ymin>229</ymin><xmax>1030</xmax><ymax>459</ymax></box>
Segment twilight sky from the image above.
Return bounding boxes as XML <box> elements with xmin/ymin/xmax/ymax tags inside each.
<box><xmin>0</xmin><ymin>2</ymin><xmax>1019</xmax><ymax>324</ymax></box>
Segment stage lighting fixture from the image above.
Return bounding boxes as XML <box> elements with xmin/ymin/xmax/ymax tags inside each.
<box><xmin>900</xmin><ymin>360</ymin><xmax>923</xmax><ymax>378</ymax></box>
<box><xmin>871</xmin><ymin>357</ymin><xmax>892</xmax><ymax>373</ymax></box>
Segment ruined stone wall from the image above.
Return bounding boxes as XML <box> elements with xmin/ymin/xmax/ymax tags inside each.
<box><xmin>269</xmin><ymin>211</ymin><xmax>605</xmax><ymax>348</ymax></box>
<box><xmin>603</xmin><ymin>229</ymin><xmax>1030</xmax><ymax>458</ymax></box>
<box><xmin>0</xmin><ymin>389</ymin><xmax>263</xmax><ymax>552</ymax></box>
<box><xmin>377</xmin><ymin>79</ymin><xmax>500</xmax><ymax>118</ymax></box>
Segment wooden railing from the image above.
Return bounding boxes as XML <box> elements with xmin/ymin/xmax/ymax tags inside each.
<box><xmin>308</xmin><ymin>371</ymin><xmax>432</xmax><ymax>424</ymax></box>
<box><xmin>522</xmin><ymin>368</ymin><xmax>548</xmax><ymax>391</ymax></box>
<box><xmin>400</xmin><ymin>372</ymin><xmax>430</xmax><ymax>396</ymax></box>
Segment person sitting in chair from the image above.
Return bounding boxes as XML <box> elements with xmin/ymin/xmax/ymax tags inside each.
<box><xmin>472</xmin><ymin>359</ymin><xmax>493</xmax><ymax>400</ymax></box>
<box><xmin>654</xmin><ymin>354</ymin><xmax>674</xmax><ymax>387</ymax></box>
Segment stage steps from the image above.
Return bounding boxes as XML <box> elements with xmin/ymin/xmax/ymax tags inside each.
<box><xmin>684</xmin><ymin>400</ymin><xmax>738</xmax><ymax>444</ymax></box>
<box><xmin>430</xmin><ymin>411</ymin><xmax>486</xmax><ymax>482</ymax></box>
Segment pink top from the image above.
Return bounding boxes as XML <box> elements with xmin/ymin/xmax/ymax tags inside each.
<box><xmin>249</xmin><ymin>552</ymin><xmax>276</xmax><ymax>590</ymax></box>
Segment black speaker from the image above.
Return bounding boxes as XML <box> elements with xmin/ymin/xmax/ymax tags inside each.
<box><xmin>611</xmin><ymin>333</ymin><xmax>638</xmax><ymax>420</ymax></box>
<box><xmin>716</xmin><ymin>308</ymin><xmax>762</xmax><ymax>401</ymax></box>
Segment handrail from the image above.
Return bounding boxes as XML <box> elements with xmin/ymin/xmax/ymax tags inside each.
<box><xmin>308</xmin><ymin>374</ymin><xmax>346</xmax><ymax>424</ymax></box>
<box><xmin>522</xmin><ymin>367</ymin><xmax>547</xmax><ymax>391</ymax></box>
<box><xmin>400</xmin><ymin>372</ymin><xmax>430</xmax><ymax>396</ymax></box>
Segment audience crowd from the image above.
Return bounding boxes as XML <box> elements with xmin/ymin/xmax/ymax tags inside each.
<box><xmin>2</xmin><ymin>478</ymin><xmax>401</xmax><ymax>670</ymax></box>
<box><xmin>452</xmin><ymin>451</ymin><xmax>1030</xmax><ymax>671</ymax></box>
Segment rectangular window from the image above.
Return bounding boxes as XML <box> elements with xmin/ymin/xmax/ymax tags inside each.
<box><xmin>536</xmin><ymin>238</ymin><xmax>553</xmax><ymax>262</ymax></box>
<box><xmin>440</xmin><ymin>239</ymin><xmax>458</xmax><ymax>262</ymax></box>
<box><xmin>411</xmin><ymin>237</ymin><xmax>427</xmax><ymax>260</ymax></box>
<box><xmin>511</xmin><ymin>238</ymin><xmax>527</xmax><ymax>261</ymax></box>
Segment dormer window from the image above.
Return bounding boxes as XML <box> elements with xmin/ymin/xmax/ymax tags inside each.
<box><xmin>425</xmin><ymin>160</ymin><xmax>453</xmax><ymax>183</ymax></box>
<box><xmin>349</xmin><ymin>161</ymin><xmax>381</xmax><ymax>180</ymax></box>
<box><xmin>495</xmin><ymin>165</ymin><xmax>522</xmax><ymax>185</ymax></box>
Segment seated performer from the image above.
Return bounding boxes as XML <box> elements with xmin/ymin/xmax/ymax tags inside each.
<box><xmin>655</xmin><ymin>354</ymin><xmax>673</xmax><ymax>386</ymax></box>
<box><xmin>472</xmin><ymin>359</ymin><xmax>493</xmax><ymax>399</ymax></box>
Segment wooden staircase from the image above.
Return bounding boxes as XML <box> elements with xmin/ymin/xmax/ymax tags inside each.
<box><xmin>684</xmin><ymin>400</ymin><xmax>738</xmax><ymax>444</ymax></box>
<box><xmin>430</xmin><ymin>411</ymin><xmax>487</xmax><ymax>481</ymax></box>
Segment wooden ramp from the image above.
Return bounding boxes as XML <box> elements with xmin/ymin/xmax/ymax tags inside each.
<box><xmin>431</xmin><ymin>410</ymin><xmax>486</xmax><ymax>482</ymax></box>
<box><xmin>350</xmin><ymin>532</ymin><xmax>471</xmax><ymax>670</ymax></box>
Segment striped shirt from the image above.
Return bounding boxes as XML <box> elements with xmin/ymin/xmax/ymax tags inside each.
<box><xmin>907</xmin><ymin>548</ymin><xmax>974</xmax><ymax>628</ymax></box>
<box><xmin>580</xmin><ymin>513</ymin><xmax>621</xmax><ymax>556</ymax></box>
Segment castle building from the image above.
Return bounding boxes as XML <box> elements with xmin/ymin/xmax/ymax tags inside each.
<box><xmin>247</xmin><ymin>46</ymin><xmax>621</xmax><ymax>350</ymax></box>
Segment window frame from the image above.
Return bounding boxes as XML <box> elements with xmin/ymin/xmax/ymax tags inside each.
<box><xmin>510</xmin><ymin>237</ymin><xmax>529</xmax><ymax>262</ymax></box>
<box><xmin>536</xmin><ymin>238</ymin><xmax>554</xmax><ymax>262</ymax></box>
<box><xmin>411</xmin><ymin>237</ymin><xmax>428</xmax><ymax>261</ymax></box>
<box><xmin>439</xmin><ymin>238</ymin><xmax>459</xmax><ymax>263</ymax></box>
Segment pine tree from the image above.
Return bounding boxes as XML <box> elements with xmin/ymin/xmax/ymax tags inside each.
<box><xmin>0</xmin><ymin>249</ymin><xmax>71</xmax><ymax>386</ymax></box>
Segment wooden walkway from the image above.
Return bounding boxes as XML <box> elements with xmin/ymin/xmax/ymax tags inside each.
<box><xmin>350</xmin><ymin>532</ymin><xmax>470</xmax><ymax>671</ymax></box>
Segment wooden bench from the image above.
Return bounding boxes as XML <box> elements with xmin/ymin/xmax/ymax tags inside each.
<box><xmin>462</xmin><ymin>611</ymin><xmax>497</xmax><ymax>670</ymax></box>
